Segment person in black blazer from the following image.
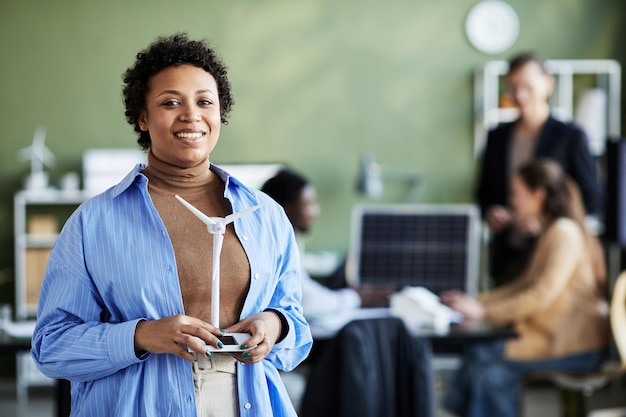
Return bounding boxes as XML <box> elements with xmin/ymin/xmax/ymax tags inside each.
<box><xmin>476</xmin><ymin>52</ymin><xmax>604</xmax><ymax>287</ymax></box>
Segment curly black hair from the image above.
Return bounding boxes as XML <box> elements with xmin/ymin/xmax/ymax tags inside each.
<box><xmin>122</xmin><ymin>33</ymin><xmax>234</xmax><ymax>150</ymax></box>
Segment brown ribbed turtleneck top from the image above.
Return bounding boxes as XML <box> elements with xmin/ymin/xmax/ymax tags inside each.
<box><xmin>142</xmin><ymin>152</ymin><xmax>250</xmax><ymax>327</ymax></box>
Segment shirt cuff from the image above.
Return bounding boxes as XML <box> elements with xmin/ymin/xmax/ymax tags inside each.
<box><xmin>343</xmin><ymin>288</ymin><xmax>362</xmax><ymax>309</ymax></box>
<box><xmin>264</xmin><ymin>308</ymin><xmax>289</xmax><ymax>343</ymax></box>
<box><xmin>107</xmin><ymin>318</ymin><xmax>149</xmax><ymax>368</ymax></box>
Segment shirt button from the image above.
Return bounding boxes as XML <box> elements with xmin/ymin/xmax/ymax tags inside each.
<box><xmin>254</xmin><ymin>273</ymin><xmax>260</xmax><ymax>280</ymax></box>
<box><xmin>242</xmin><ymin>235</ymin><xmax>249</xmax><ymax>241</ymax></box>
<box><xmin>244</xmin><ymin>403</ymin><xmax>251</xmax><ymax>409</ymax></box>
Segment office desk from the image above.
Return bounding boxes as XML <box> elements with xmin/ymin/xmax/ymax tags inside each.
<box><xmin>309</xmin><ymin>308</ymin><xmax>517</xmax><ymax>343</ymax></box>
<box><xmin>0</xmin><ymin>330</ymin><xmax>70</xmax><ymax>417</ymax></box>
<box><xmin>417</xmin><ymin>318</ymin><xmax>518</xmax><ymax>360</ymax></box>
<box><xmin>420</xmin><ymin>318</ymin><xmax>518</xmax><ymax>342</ymax></box>
<box><xmin>420</xmin><ymin>318</ymin><xmax>517</xmax><ymax>344</ymax></box>
<box><xmin>307</xmin><ymin>310</ymin><xmax>518</xmax><ymax>367</ymax></box>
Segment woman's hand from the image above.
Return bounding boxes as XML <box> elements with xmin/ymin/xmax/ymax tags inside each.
<box><xmin>440</xmin><ymin>290</ymin><xmax>486</xmax><ymax>320</ymax></box>
<box><xmin>485</xmin><ymin>205</ymin><xmax>513</xmax><ymax>233</ymax></box>
<box><xmin>134</xmin><ymin>315</ymin><xmax>224</xmax><ymax>362</ymax></box>
<box><xmin>356</xmin><ymin>284</ymin><xmax>396</xmax><ymax>308</ymax></box>
<box><xmin>225</xmin><ymin>311</ymin><xmax>282</xmax><ymax>364</ymax></box>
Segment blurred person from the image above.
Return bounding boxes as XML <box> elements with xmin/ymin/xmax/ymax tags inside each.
<box><xmin>261</xmin><ymin>169</ymin><xmax>394</xmax><ymax>324</ymax></box>
<box><xmin>31</xmin><ymin>33</ymin><xmax>311</xmax><ymax>417</ymax></box>
<box><xmin>476</xmin><ymin>51</ymin><xmax>604</xmax><ymax>287</ymax></box>
<box><xmin>442</xmin><ymin>159</ymin><xmax>609</xmax><ymax>417</ymax></box>
<box><xmin>263</xmin><ymin>169</ymin><xmax>434</xmax><ymax>417</ymax></box>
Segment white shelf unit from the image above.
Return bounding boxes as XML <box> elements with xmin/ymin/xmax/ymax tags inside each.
<box><xmin>473</xmin><ymin>59</ymin><xmax>621</xmax><ymax>157</ymax></box>
<box><xmin>13</xmin><ymin>189</ymin><xmax>91</xmax><ymax>403</ymax></box>
<box><xmin>14</xmin><ymin>189</ymin><xmax>91</xmax><ymax>320</ymax></box>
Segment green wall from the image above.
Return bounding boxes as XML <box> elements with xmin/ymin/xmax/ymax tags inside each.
<box><xmin>1</xmin><ymin>0</ymin><xmax>625</xmax><ymax>302</ymax></box>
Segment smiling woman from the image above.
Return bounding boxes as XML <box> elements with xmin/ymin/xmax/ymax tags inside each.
<box><xmin>138</xmin><ymin>65</ymin><xmax>222</xmax><ymax>168</ymax></box>
<box><xmin>30</xmin><ymin>33</ymin><xmax>312</xmax><ymax>417</ymax></box>
<box><xmin>122</xmin><ymin>34</ymin><xmax>234</xmax><ymax>151</ymax></box>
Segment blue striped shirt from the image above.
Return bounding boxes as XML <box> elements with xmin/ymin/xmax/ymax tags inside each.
<box><xmin>31</xmin><ymin>164</ymin><xmax>312</xmax><ymax>417</ymax></box>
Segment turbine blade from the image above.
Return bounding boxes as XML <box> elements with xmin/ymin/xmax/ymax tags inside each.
<box><xmin>33</xmin><ymin>127</ymin><xmax>46</xmax><ymax>143</ymax></box>
<box><xmin>223</xmin><ymin>204</ymin><xmax>264</xmax><ymax>225</ymax></box>
<box><xmin>32</xmin><ymin>127</ymin><xmax>46</xmax><ymax>148</ymax></box>
<box><xmin>16</xmin><ymin>147</ymin><xmax>33</xmax><ymax>161</ymax></box>
<box><xmin>175</xmin><ymin>195</ymin><xmax>218</xmax><ymax>226</ymax></box>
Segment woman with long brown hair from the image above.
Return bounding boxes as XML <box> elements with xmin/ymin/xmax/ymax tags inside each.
<box><xmin>442</xmin><ymin>158</ymin><xmax>609</xmax><ymax>417</ymax></box>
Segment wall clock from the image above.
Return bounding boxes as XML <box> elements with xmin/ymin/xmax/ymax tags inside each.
<box><xmin>465</xmin><ymin>0</ymin><xmax>519</xmax><ymax>54</ymax></box>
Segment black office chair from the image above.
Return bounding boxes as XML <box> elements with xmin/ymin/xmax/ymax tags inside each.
<box><xmin>300</xmin><ymin>317</ymin><xmax>434</xmax><ymax>417</ymax></box>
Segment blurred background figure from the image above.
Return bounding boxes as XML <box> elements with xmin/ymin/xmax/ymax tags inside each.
<box><xmin>476</xmin><ymin>52</ymin><xmax>605</xmax><ymax>287</ymax></box>
<box><xmin>261</xmin><ymin>168</ymin><xmax>395</xmax><ymax>324</ymax></box>
<box><xmin>263</xmin><ymin>169</ymin><xmax>434</xmax><ymax>417</ymax></box>
<box><xmin>442</xmin><ymin>159</ymin><xmax>609</xmax><ymax>417</ymax></box>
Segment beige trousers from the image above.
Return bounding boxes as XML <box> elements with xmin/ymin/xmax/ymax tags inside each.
<box><xmin>192</xmin><ymin>353</ymin><xmax>239</xmax><ymax>417</ymax></box>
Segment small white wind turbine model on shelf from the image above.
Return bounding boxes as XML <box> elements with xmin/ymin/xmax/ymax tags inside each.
<box><xmin>175</xmin><ymin>194</ymin><xmax>263</xmax><ymax>352</ymax></box>
<box><xmin>17</xmin><ymin>127</ymin><xmax>56</xmax><ymax>190</ymax></box>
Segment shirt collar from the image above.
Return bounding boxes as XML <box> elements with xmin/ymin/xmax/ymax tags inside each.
<box><xmin>110</xmin><ymin>162</ymin><xmax>251</xmax><ymax>201</ymax></box>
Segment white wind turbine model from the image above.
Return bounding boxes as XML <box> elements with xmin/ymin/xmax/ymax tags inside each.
<box><xmin>175</xmin><ymin>195</ymin><xmax>263</xmax><ymax>351</ymax></box>
<box><xmin>17</xmin><ymin>127</ymin><xmax>56</xmax><ymax>190</ymax></box>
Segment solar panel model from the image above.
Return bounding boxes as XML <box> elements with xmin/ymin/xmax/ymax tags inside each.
<box><xmin>348</xmin><ymin>204</ymin><xmax>480</xmax><ymax>296</ymax></box>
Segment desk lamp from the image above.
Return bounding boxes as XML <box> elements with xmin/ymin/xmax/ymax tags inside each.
<box><xmin>356</xmin><ymin>153</ymin><xmax>423</xmax><ymax>202</ymax></box>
